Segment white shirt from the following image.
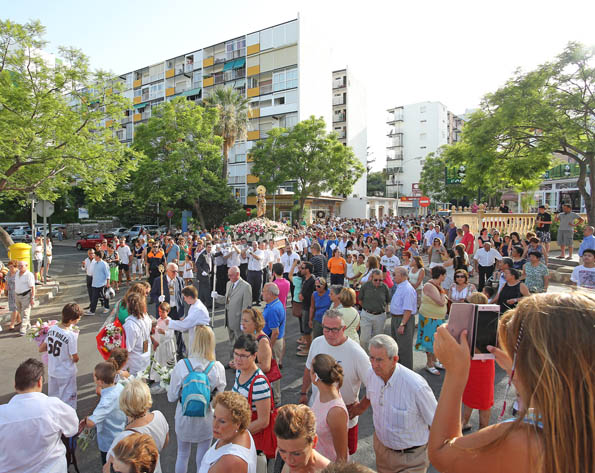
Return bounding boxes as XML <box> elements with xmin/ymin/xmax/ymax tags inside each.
<box><xmin>570</xmin><ymin>265</ymin><xmax>595</xmax><ymax>289</ymax></box>
<box><xmin>306</xmin><ymin>336</ymin><xmax>371</xmax><ymax>428</ymax></box>
<box><xmin>381</xmin><ymin>255</ymin><xmax>401</xmax><ymax>273</ymax></box>
<box><xmin>247</xmin><ymin>249</ymin><xmax>264</xmax><ymax>271</ymax></box>
<box><xmin>199</xmin><ymin>433</ymin><xmax>257</xmax><ymax>473</ymax></box>
<box><xmin>281</xmin><ymin>252</ymin><xmax>300</xmax><ymax>274</ymax></box>
<box><xmin>366</xmin><ymin>364</ymin><xmax>437</xmax><ymax>449</ymax></box>
<box><xmin>473</xmin><ymin>248</ymin><xmax>502</xmax><ymax>267</ymax></box>
<box><xmin>0</xmin><ymin>392</ymin><xmax>78</xmax><ymax>473</ymax></box>
<box><xmin>83</xmin><ymin>257</ymin><xmax>96</xmax><ymax>276</ymax></box>
<box><xmin>123</xmin><ymin>314</ymin><xmax>153</xmax><ymax>376</ymax></box>
<box><xmin>226</xmin><ymin>248</ymin><xmax>241</xmax><ymax>268</ymax></box>
<box><xmin>268</xmin><ymin>247</ymin><xmax>281</xmax><ymax>264</ymax></box>
<box><xmin>46</xmin><ymin>325</ymin><xmax>78</xmax><ymax>379</ymax></box>
<box><xmin>116</xmin><ymin>244</ymin><xmax>132</xmax><ymax>264</ymax></box>
<box><xmin>15</xmin><ymin>270</ymin><xmax>35</xmax><ymax>294</ymax></box>
<box><xmin>169</xmin><ymin>299</ymin><xmax>210</xmax><ymax>348</ymax></box>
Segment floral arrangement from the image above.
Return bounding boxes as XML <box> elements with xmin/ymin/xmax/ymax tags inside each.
<box><xmin>96</xmin><ymin>319</ymin><xmax>126</xmax><ymax>360</ymax></box>
<box><xmin>77</xmin><ymin>428</ymin><xmax>96</xmax><ymax>451</ymax></box>
<box><xmin>150</xmin><ymin>357</ymin><xmax>175</xmax><ymax>389</ymax></box>
<box><xmin>28</xmin><ymin>319</ymin><xmax>58</xmax><ymax>364</ymax></box>
<box><xmin>229</xmin><ymin>218</ymin><xmax>291</xmax><ymax>240</ymax></box>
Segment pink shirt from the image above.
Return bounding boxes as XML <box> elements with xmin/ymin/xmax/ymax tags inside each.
<box><xmin>311</xmin><ymin>395</ymin><xmax>349</xmax><ymax>462</ymax></box>
<box><xmin>273</xmin><ymin>277</ymin><xmax>290</xmax><ymax>308</ymax></box>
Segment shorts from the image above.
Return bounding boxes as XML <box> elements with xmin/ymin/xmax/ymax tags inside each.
<box><xmin>536</xmin><ymin>230</ymin><xmax>551</xmax><ymax>243</ymax></box>
<box><xmin>557</xmin><ymin>230</ymin><xmax>573</xmax><ymax>247</ymax></box>
<box><xmin>48</xmin><ymin>375</ymin><xmax>77</xmax><ymax>410</ymax></box>
<box><xmin>348</xmin><ymin>424</ymin><xmax>358</xmax><ymax>455</ymax></box>
<box><xmin>33</xmin><ymin>260</ymin><xmax>41</xmax><ymax>273</ymax></box>
<box><xmin>119</xmin><ymin>263</ymin><xmax>129</xmax><ymax>272</ymax></box>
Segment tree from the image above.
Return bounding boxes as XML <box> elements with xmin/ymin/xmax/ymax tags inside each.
<box><xmin>131</xmin><ymin>97</ymin><xmax>236</xmax><ymax>229</ymax></box>
<box><xmin>367</xmin><ymin>171</ymin><xmax>386</xmax><ymax>197</ymax></box>
<box><xmin>443</xmin><ymin>42</ymin><xmax>595</xmax><ymax>223</ymax></box>
<box><xmin>250</xmin><ymin>116</ymin><xmax>365</xmax><ymax>221</ymax></box>
<box><xmin>0</xmin><ymin>20</ymin><xmax>140</xmax><ymax>248</ymax></box>
<box><xmin>203</xmin><ymin>86</ymin><xmax>249</xmax><ymax>181</ymax></box>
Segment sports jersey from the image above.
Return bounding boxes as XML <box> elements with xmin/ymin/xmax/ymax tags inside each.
<box><xmin>46</xmin><ymin>325</ymin><xmax>78</xmax><ymax>379</ymax></box>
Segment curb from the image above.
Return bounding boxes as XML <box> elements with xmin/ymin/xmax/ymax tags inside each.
<box><xmin>0</xmin><ymin>282</ymin><xmax>60</xmax><ymax>325</ymax></box>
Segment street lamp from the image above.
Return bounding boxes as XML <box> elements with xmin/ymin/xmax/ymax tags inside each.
<box><xmin>394</xmin><ymin>157</ymin><xmax>422</xmax><ymax>216</ymax></box>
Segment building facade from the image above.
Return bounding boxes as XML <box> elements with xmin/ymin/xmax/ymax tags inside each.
<box><xmin>111</xmin><ymin>16</ymin><xmax>331</xmax><ymax>205</ymax></box>
<box><xmin>385</xmin><ymin>101</ymin><xmax>463</xmax><ymax>205</ymax></box>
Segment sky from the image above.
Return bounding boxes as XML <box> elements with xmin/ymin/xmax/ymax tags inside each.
<box><xmin>3</xmin><ymin>0</ymin><xmax>595</xmax><ymax>171</ymax></box>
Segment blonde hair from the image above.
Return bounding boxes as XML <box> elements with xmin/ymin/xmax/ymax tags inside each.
<box><xmin>494</xmin><ymin>292</ymin><xmax>595</xmax><ymax>473</ymax></box>
<box><xmin>189</xmin><ymin>325</ymin><xmax>216</xmax><ymax>361</ymax></box>
<box><xmin>112</xmin><ymin>433</ymin><xmax>158</xmax><ymax>473</ymax></box>
<box><xmin>467</xmin><ymin>292</ymin><xmax>488</xmax><ymax>304</ymax></box>
<box><xmin>242</xmin><ymin>308</ymin><xmax>265</xmax><ymax>332</ymax></box>
<box><xmin>213</xmin><ymin>391</ymin><xmax>251</xmax><ymax>431</ymax></box>
<box><xmin>119</xmin><ymin>378</ymin><xmax>152</xmax><ymax>418</ymax></box>
<box><xmin>274</xmin><ymin>404</ymin><xmax>317</xmax><ymax>444</ymax></box>
<box><xmin>338</xmin><ymin>287</ymin><xmax>356</xmax><ymax>307</ymax></box>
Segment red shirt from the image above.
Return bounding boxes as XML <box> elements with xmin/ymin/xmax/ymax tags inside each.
<box><xmin>461</xmin><ymin>232</ymin><xmax>475</xmax><ymax>254</ymax></box>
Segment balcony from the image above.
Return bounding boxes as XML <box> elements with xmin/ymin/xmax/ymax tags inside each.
<box><xmin>247</xmin><ymin>65</ymin><xmax>260</xmax><ymax>77</ymax></box>
<box><xmin>247</xmin><ymin>174</ymin><xmax>259</xmax><ymax>184</ymax></box>
<box><xmin>133</xmin><ymin>79</ymin><xmax>142</xmax><ymax>88</ymax></box>
<box><xmin>387</xmin><ymin>108</ymin><xmax>404</xmax><ymax>123</ymax></box>
<box><xmin>333</xmin><ymin>113</ymin><xmax>346</xmax><ymax>123</ymax></box>
<box><xmin>175</xmin><ymin>84</ymin><xmax>190</xmax><ymax>94</ymax></box>
<box><xmin>333</xmin><ymin>96</ymin><xmax>346</xmax><ymax>106</ymax></box>
<box><xmin>166</xmin><ymin>87</ymin><xmax>175</xmax><ymax>97</ymax></box>
<box><xmin>333</xmin><ymin>78</ymin><xmax>346</xmax><ymax>89</ymax></box>
<box><xmin>387</xmin><ymin>133</ymin><xmax>404</xmax><ymax>149</ymax></box>
<box><xmin>247</xmin><ymin>87</ymin><xmax>259</xmax><ymax>98</ymax></box>
<box><xmin>121</xmin><ymin>115</ymin><xmax>132</xmax><ymax>125</ymax></box>
<box><xmin>133</xmin><ymin>113</ymin><xmax>142</xmax><ymax>123</ymax></box>
<box><xmin>203</xmin><ymin>76</ymin><xmax>214</xmax><ymax>87</ymax></box>
<box><xmin>133</xmin><ymin>96</ymin><xmax>142</xmax><ymax>105</ymax></box>
<box><xmin>203</xmin><ymin>56</ymin><xmax>214</xmax><ymax>68</ymax></box>
<box><xmin>386</xmin><ymin>154</ymin><xmax>403</xmax><ymax>162</ymax></box>
<box><xmin>247</xmin><ymin>43</ymin><xmax>260</xmax><ymax>55</ymax></box>
<box><xmin>141</xmin><ymin>110</ymin><xmax>151</xmax><ymax>120</ymax></box>
<box><xmin>247</xmin><ymin>130</ymin><xmax>260</xmax><ymax>141</ymax></box>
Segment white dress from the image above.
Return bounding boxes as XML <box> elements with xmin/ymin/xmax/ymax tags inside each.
<box><xmin>150</xmin><ymin>318</ymin><xmax>177</xmax><ymax>382</ymax></box>
<box><xmin>123</xmin><ymin>314</ymin><xmax>153</xmax><ymax>376</ymax></box>
<box><xmin>442</xmin><ymin>261</ymin><xmax>455</xmax><ymax>290</ymax></box>
<box><xmin>198</xmin><ymin>433</ymin><xmax>257</xmax><ymax>473</ymax></box>
<box><xmin>183</xmin><ymin>261</ymin><xmax>194</xmax><ymax>279</ymax></box>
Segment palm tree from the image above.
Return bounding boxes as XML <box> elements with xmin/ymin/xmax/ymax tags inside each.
<box><xmin>203</xmin><ymin>87</ymin><xmax>250</xmax><ymax>181</ymax></box>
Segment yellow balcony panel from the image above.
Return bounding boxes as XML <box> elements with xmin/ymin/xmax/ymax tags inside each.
<box><xmin>133</xmin><ymin>96</ymin><xmax>142</xmax><ymax>105</ymax></box>
<box><xmin>247</xmin><ymin>43</ymin><xmax>260</xmax><ymax>55</ymax></box>
<box><xmin>133</xmin><ymin>113</ymin><xmax>142</xmax><ymax>122</ymax></box>
<box><xmin>165</xmin><ymin>68</ymin><xmax>175</xmax><ymax>78</ymax></box>
<box><xmin>247</xmin><ymin>195</ymin><xmax>257</xmax><ymax>205</ymax></box>
<box><xmin>247</xmin><ymin>87</ymin><xmax>259</xmax><ymax>98</ymax></box>
<box><xmin>105</xmin><ymin>119</ymin><xmax>114</xmax><ymax>127</ymax></box>
<box><xmin>247</xmin><ymin>130</ymin><xmax>260</xmax><ymax>141</ymax></box>
<box><xmin>247</xmin><ymin>174</ymin><xmax>259</xmax><ymax>184</ymax></box>
<box><xmin>203</xmin><ymin>56</ymin><xmax>214</xmax><ymax>67</ymax></box>
<box><xmin>247</xmin><ymin>154</ymin><xmax>254</xmax><ymax>162</ymax></box>
<box><xmin>247</xmin><ymin>108</ymin><xmax>260</xmax><ymax>119</ymax></box>
<box><xmin>203</xmin><ymin>76</ymin><xmax>214</xmax><ymax>87</ymax></box>
<box><xmin>247</xmin><ymin>65</ymin><xmax>260</xmax><ymax>77</ymax></box>
<box><xmin>166</xmin><ymin>87</ymin><xmax>175</xmax><ymax>97</ymax></box>
<box><xmin>133</xmin><ymin>79</ymin><xmax>142</xmax><ymax>88</ymax></box>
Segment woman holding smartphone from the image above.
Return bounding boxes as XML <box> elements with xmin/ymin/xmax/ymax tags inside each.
<box><xmin>429</xmin><ymin>291</ymin><xmax>595</xmax><ymax>473</ymax></box>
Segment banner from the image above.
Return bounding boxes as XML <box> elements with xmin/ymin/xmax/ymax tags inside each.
<box><xmin>78</xmin><ymin>208</ymin><xmax>89</xmax><ymax>219</ymax></box>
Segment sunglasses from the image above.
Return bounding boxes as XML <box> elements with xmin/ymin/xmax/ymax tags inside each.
<box><xmin>372</xmin><ymin>278</ymin><xmax>383</xmax><ymax>282</ymax></box>
<box><xmin>455</xmin><ymin>275</ymin><xmax>466</xmax><ymax>279</ymax></box>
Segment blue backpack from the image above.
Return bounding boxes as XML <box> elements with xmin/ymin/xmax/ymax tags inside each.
<box><xmin>180</xmin><ymin>359</ymin><xmax>214</xmax><ymax>417</ymax></box>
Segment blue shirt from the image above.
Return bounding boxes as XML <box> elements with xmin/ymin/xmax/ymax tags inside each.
<box><xmin>166</xmin><ymin>243</ymin><xmax>180</xmax><ymax>263</ymax></box>
<box><xmin>579</xmin><ymin>235</ymin><xmax>595</xmax><ymax>256</ymax></box>
<box><xmin>263</xmin><ymin>298</ymin><xmax>286</xmax><ymax>339</ymax></box>
<box><xmin>325</xmin><ymin>240</ymin><xmax>339</xmax><ymax>259</ymax></box>
<box><xmin>313</xmin><ymin>290</ymin><xmax>332</xmax><ymax>322</ymax></box>
<box><xmin>91</xmin><ymin>260</ymin><xmax>110</xmax><ymax>288</ymax></box>
<box><xmin>88</xmin><ymin>383</ymin><xmax>127</xmax><ymax>452</ymax></box>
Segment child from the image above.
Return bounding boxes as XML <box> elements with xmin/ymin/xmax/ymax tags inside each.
<box><xmin>39</xmin><ymin>302</ymin><xmax>82</xmax><ymax>409</ymax></box>
<box><xmin>151</xmin><ymin>302</ymin><xmax>177</xmax><ymax>394</ymax></box>
<box><xmin>482</xmin><ymin>285</ymin><xmax>495</xmax><ymax>303</ymax></box>
<box><xmin>345</xmin><ymin>253</ymin><xmax>355</xmax><ymax>288</ymax></box>
<box><xmin>107</xmin><ymin>347</ymin><xmax>130</xmax><ymax>384</ymax></box>
<box><xmin>81</xmin><ymin>362</ymin><xmax>127</xmax><ymax>465</ymax></box>
<box><xmin>183</xmin><ymin>253</ymin><xmax>194</xmax><ymax>285</ymax></box>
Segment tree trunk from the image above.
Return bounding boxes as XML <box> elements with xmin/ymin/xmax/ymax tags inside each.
<box><xmin>222</xmin><ymin>141</ymin><xmax>229</xmax><ymax>182</ymax></box>
<box><xmin>576</xmin><ymin>156</ymin><xmax>594</xmax><ymax>225</ymax></box>
<box><xmin>0</xmin><ymin>226</ymin><xmax>15</xmax><ymax>250</ymax></box>
<box><xmin>297</xmin><ymin>197</ymin><xmax>307</xmax><ymax>224</ymax></box>
<box><xmin>192</xmin><ymin>200</ymin><xmax>206</xmax><ymax>230</ymax></box>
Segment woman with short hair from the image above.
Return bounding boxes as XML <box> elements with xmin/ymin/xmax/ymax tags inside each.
<box><xmin>337</xmin><ymin>287</ymin><xmax>360</xmax><ymax>343</ymax></box>
<box><xmin>522</xmin><ymin>251</ymin><xmax>549</xmax><ymax>293</ymax></box>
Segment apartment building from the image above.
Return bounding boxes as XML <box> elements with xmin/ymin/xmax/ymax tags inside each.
<box><xmin>385</xmin><ymin>101</ymin><xmax>463</xmax><ymax>201</ymax></box>
<box><xmin>331</xmin><ymin>68</ymin><xmax>368</xmax><ymax>218</ymax></box>
<box><xmin>110</xmin><ymin>16</ymin><xmax>331</xmax><ymax>205</ymax></box>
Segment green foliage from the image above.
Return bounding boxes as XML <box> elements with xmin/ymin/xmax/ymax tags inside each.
<box><xmin>250</xmin><ymin>116</ymin><xmax>365</xmax><ymax>221</ymax></box>
<box><xmin>442</xmin><ymin>42</ymin><xmax>595</xmax><ymax>223</ymax></box>
<box><xmin>0</xmin><ymin>19</ymin><xmax>141</xmax><ymax>203</ymax></box>
<box><xmin>131</xmin><ymin>97</ymin><xmax>234</xmax><ymax>228</ymax></box>
<box><xmin>366</xmin><ymin>171</ymin><xmax>385</xmax><ymax>197</ymax></box>
<box><xmin>419</xmin><ymin>152</ymin><xmax>469</xmax><ymax>203</ymax></box>
<box><xmin>224</xmin><ymin>209</ymin><xmax>251</xmax><ymax>225</ymax></box>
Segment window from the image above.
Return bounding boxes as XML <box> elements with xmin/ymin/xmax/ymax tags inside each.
<box><xmin>274</xmin><ymin>95</ymin><xmax>285</xmax><ymax>106</ymax></box>
<box><xmin>249</xmin><ymin>77</ymin><xmax>259</xmax><ymax>89</ymax></box>
<box><xmin>420</xmin><ymin>133</ymin><xmax>427</xmax><ymax>141</ymax></box>
<box><xmin>273</xmin><ymin>67</ymin><xmax>298</xmax><ymax>92</ymax></box>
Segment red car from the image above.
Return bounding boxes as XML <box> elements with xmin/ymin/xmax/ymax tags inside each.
<box><xmin>76</xmin><ymin>233</ymin><xmax>116</xmax><ymax>250</ymax></box>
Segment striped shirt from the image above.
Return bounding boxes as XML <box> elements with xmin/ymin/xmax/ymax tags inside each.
<box><xmin>233</xmin><ymin>368</ymin><xmax>271</xmax><ymax>411</ymax></box>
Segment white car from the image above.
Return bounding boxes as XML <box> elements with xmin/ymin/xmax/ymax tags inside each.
<box><xmin>11</xmin><ymin>229</ymin><xmax>32</xmax><ymax>242</ymax></box>
<box><xmin>109</xmin><ymin>227</ymin><xmax>129</xmax><ymax>237</ymax></box>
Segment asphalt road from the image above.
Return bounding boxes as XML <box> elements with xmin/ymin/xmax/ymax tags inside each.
<box><xmin>0</xmin><ymin>242</ymin><xmax>571</xmax><ymax>472</ymax></box>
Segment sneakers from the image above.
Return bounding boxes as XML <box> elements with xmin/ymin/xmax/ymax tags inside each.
<box><xmin>434</xmin><ymin>361</ymin><xmax>445</xmax><ymax>370</ymax></box>
<box><xmin>425</xmin><ymin>365</ymin><xmax>440</xmax><ymax>376</ymax></box>
<box><xmin>84</xmin><ymin>310</ymin><xmax>95</xmax><ymax>316</ymax></box>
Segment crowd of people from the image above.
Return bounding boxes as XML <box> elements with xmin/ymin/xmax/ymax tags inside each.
<box><xmin>0</xmin><ymin>211</ymin><xmax>594</xmax><ymax>473</ymax></box>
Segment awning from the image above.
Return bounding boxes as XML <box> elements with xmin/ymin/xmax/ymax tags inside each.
<box><xmin>223</xmin><ymin>61</ymin><xmax>235</xmax><ymax>71</ymax></box>
<box><xmin>182</xmin><ymin>87</ymin><xmax>201</xmax><ymax>97</ymax></box>
<box><xmin>233</xmin><ymin>57</ymin><xmax>246</xmax><ymax>69</ymax></box>
<box><xmin>133</xmin><ymin>102</ymin><xmax>148</xmax><ymax>109</ymax></box>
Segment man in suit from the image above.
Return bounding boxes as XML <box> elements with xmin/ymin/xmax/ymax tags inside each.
<box><xmin>194</xmin><ymin>241</ymin><xmax>213</xmax><ymax>307</ymax></box>
<box><xmin>211</xmin><ymin>265</ymin><xmax>252</xmax><ymax>367</ymax></box>
<box><xmin>150</xmin><ymin>262</ymin><xmax>186</xmax><ymax>359</ymax></box>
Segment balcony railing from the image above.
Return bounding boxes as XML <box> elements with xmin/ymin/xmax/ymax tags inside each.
<box><xmin>333</xmin><ymin>78</ymin><xmax>346</xmax><ymax>89</ymax></box>
<box><xmin>333</xmin><ymin>97</ymin><xmax>346</xmax><ymax>106</ymax></box>
<box><xmin>387</xmin><ymin>112</ymin><xmax>404</xmax><ymax>123</ymax></box>
<box><xmin>333</xmin><ymin>113</ymin><xmax>346</xmax><ymax>123</ymax></box>
<box><xmin>260</xmin><ymin>84</ymin><xmax>272</xmax><ymax>94</ymax></box>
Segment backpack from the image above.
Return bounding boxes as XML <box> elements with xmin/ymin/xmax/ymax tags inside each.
<box><xmin>180</xmin><ymin>359</ymin><xmax>214</xmax><ymax>417</ymax></box>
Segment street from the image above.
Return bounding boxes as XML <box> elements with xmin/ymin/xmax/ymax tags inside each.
<box><xmin>0</xmin><ymin>241</ymin><xmax>573</xmax><ymax>472</ymax></box>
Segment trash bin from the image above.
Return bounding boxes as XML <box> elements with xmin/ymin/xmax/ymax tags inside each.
<box><xmin>8</xmin><ymin>243</ymin><xmax>32</xmax><ymax>272</ymax></box>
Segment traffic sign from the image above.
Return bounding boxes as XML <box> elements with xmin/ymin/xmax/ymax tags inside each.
<box><xmin>36</xmin><ymin>200</ymin><xmax>54</xmax><ymax>218</ymax></box>
<box><xmin>166</xmin><ymin>210</ymin><xmax>174</xmax><ymax>219</ymax></box>
<box><xmin>419</xmin><ymin>196</ymin><xmax>431</xmax><ymax>207</ymax></box>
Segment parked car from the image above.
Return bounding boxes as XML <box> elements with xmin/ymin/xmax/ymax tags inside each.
<box><xmin>126</xmin><ymin>225</ymin><xmax>159</xmax><ymax>241</ymax></box>
<box><xmin>75</xmin><ymin>233</ymin><xmax>116</xmax><ymax>250</ymax></box>
<box><xmin>109</xmin><ymin>227</ymin><xmax>129</xmax><ymax>237</ymax></box>
<box><xmin>10</xmin><ymin>229</ymin><xmax>33</xmax><ymax>242</ymax></box>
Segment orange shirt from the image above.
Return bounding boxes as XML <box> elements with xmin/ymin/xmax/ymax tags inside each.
<box><xmin>328</xmin><ymin>256</ymin><xmax>347</xmax><ymax>275</ymax></box>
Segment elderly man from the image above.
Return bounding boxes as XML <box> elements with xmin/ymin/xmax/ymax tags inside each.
<box><xmin>15</xmin><ymin>261</ymin><xmax>36</xmax><ymax>336</ymax></box>
<box><xmin>262</xmin><ymin>282</ymin><xmax>286</xmax><ymax>405</ymax></box>
<box><xmin>358</xmin><ymin>268</ymin><xmax>391</xmax><ymax>351</ymax></box>
<box><xmin>390</xmin><ymin>267</ymin><xmax>418</xmax><ymax>369</ymax></box>
<box><xmin>0</xmin><ymin>359</ymin><xmax>79</xmax><ymax>473</ymax></box>
<box><xmin>151</xmin><ymin>262</ymin><xmax>186</xmax><ymax>358</ymax></box>
<box><xmin>300</xmin><ymin>309</ymin><xmax>371</xmax><ymax>456</ymax></box>
<box><xmin>473</xmin><ymin>241</ymin><xmax>502</xmax><ymax>291</ymax></box>
<box><xmin>212</xmin><ymin>266</ymin><xmax>252</xmax><ymax>367</ymax></box>
<box><xmin>578</xmin><ymin>226</ymin><xmax>595</xmax><ymax>261</ymax></box>
<box><xmin>350</xmin><ymin>335</ymin><xmax>437</xmax><ymax>473</ymax></box>
<box><xmin>446</xmin><ymin>221</ymin><xmax>457</xmax><ymax>249</ymax></box>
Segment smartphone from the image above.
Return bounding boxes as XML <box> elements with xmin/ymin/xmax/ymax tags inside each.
<box><xmin>447</xmin><ymin>303</ymin><xmax>475</xmax><ymax>354</ymax></box>
<box><xmin>472</xmin><ymin>304</ymin><xmax>500</xmax><ymax>360</ymax></box>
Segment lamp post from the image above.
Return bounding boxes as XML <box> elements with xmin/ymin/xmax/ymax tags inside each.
<box><xmin>394</xmin><ymin>157</ymin><xmax>422</xmax><ymax>217</ymax></box>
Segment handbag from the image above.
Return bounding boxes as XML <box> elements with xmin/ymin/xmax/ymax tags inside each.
<box><xmin>256</xmin><ymin>334</ymin><xmax>282</xmax><ymax>383</ymax></box>
<box><xmin>248</xmin><ymin>373</ymin><xmax>278</xmax><ymax>459</ymax></box>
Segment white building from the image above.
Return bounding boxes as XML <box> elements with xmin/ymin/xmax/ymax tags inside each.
<box><xmin>385</xmin><ymin>101</ymin><xmax>463</xmax><ymax>206</ymax></box>
<box><xmin>331</xmin><ymin>67</ymin><xmax>368</xmax><ymax>218</ymax></box>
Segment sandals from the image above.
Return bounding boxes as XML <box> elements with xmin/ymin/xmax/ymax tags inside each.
<box><xmin>296</xmin><ymin>337</ymin><xmax>307</xmax><ymax>344</ymax></box>
<box><xmin>425</xmin><ymin>365</ymin><xmax>440</xmax><ymax>376</ymax></box>
<box><xmin>434</xmin><ymin>361</ymin><xmax>445</xmax><ymax>370</ymax></box>
<box><xmin>462</xmin><ymin>424</ymin><xmax>472</xmax><ymax>432</ymax></box>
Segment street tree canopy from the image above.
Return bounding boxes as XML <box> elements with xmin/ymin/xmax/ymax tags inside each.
<box><xmin>442</xmin><ymin>42</ymin><xmax>595</xmax><ymax>222</ymax></box>
<box><xmin>0</xmin><ymin>19</ymin><xmax>140</xmax><ymax>247</ymax></box>
<box><xmin>131</xmin><ymin>97</ymin><xmax>236</xmax><ymax>229</ymax></box>
<box><xmin>250</xmin><ymin>116</ymin><xmax>365</xmax><ymax>221</ymax></box>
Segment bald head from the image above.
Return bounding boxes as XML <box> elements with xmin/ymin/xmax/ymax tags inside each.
<box><xmin>228</xmin><ymin>266</ymin><xmax>240</xmax><ymax>283</ymax></box>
